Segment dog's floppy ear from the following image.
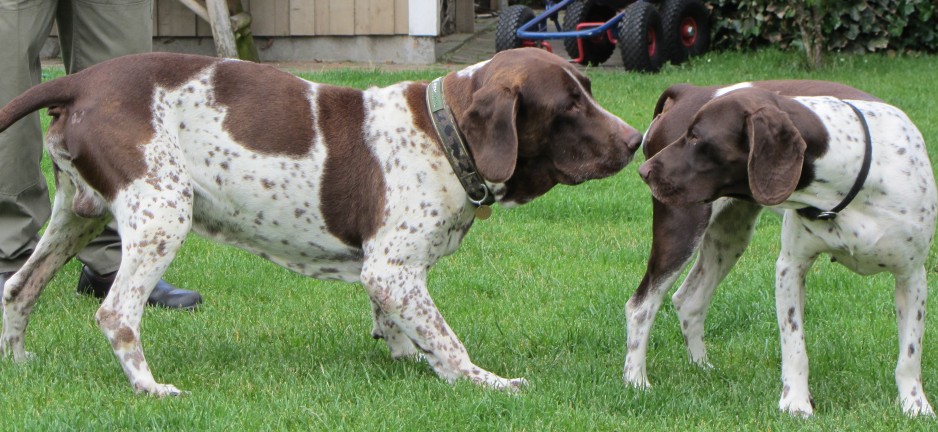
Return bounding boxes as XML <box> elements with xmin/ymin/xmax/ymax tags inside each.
<box><xmin>652</xmin><ymin>84</ymin><xmax>691</xmax><ymax>119</ymax></box>
<box><xmin>459</xmin><ymin>84</ymin><xmax>520</xmax><ymax>183</ymax></box>
<box><xmin>747</xmin><ymin>106</ymin><xmax>806</xmax><ymax>206</ymax></box>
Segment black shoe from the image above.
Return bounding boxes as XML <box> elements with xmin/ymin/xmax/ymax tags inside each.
<box><xmin>76</xmin><ymin>266</ymin><xmax>202</xmax><ymax>310</ymax></box>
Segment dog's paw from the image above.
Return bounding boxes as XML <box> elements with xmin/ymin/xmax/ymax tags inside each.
<box><xmin>489</xmin><ymin>377</ymin><xmax>527</xmax><ymax>392</ymax></box>
<box><xmin>1</xmin><ymin>341</ymin><xmax>35</xmax><ymax>363</ymax></box>
<box><xmin>506</xmin><ymin>377</ymin><xmax>527</xmax><ymax>391</ymax></box>
<box><xmin>16</xmin><ymin>351</ymin><xmax>37</xmax><ymax>363</ymax></box>
<box><xmin>387</xmin><ymin>339</ymin><xmax>420</xmax><ymax>360</ymax></box>
<box><xmin>779</xmin><ymin>397</ymin><xmax>814</xmax><ymax>418</ymax></box>
<box><xmin>4</xmin><ymin>351</ymin><xmax>37</xmax><ymax>363</ymax></box>
<box><xmin>135</xmin><ymin>382</ymin><xmax>188</xmax><ymax>397</ymax></box>
<box><xmin>623</xmin><ymin>366</ymin><xmax>651</xmax><ymax>390</ymax></box>
<box><xmin>468</xmin><ymin>370</ymin><xmax>527</xmax><ymax>392</ymax></box>
<box><xmin>689</xmin><ymin>356</ymin><xmax>714</xmax><ymax>370</ymax></box>
<box><xmin>900</xmin><ymin>395</ymin><xmax>935</xmax><ymax>417</ymax></box>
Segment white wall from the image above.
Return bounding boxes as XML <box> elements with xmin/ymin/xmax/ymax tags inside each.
<box><xmin>409</xmin><ymin>0</ymin><xmax>440</xmax><ymax>36</ymax></box>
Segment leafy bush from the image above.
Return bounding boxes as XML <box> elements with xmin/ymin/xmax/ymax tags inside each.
<box><xmin>709</xmin><ymin>0</ymin><xmax>937</xmax><ymax>54</ymax></box>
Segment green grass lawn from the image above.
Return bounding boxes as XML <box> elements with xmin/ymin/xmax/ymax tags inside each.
<box><xmin>3</xmin><ymin>49</ymin><xmax>938</xmax><ymax>430</ymax></box>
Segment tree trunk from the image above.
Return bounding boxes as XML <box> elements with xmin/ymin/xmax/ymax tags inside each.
<box><xmin>227</xmin><ymin>0</ymin><xmax>259</xmax><ymax>62</ymax></box>
<box><xmin>179</xmin><ymin>0</ymin><xmax>258</xmax><ymax>62</ymax></box>
<box><xmin>795</xmin><ymin>1</ymin><xmax>824</xmax><ymax>69</ymax></box>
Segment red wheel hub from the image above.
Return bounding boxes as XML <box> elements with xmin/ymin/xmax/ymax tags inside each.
<box><xmin>680</xmin><ymin>17</ymin><xmax>698</xmax><ymax>47</ymax></box>
<box><xmin>647</xmin><ymin>28</ymin><xmax>657</xmax><ymax>57</ymax></box>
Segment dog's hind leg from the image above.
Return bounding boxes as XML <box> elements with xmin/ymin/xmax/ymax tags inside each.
<box><xmin>2</xmin><ymin>176</ymin><xmax>109</xmax><ymax>362</ymax></box>
<box><xmin>94</xmin><ymin>176</ymin><xmax>194</xmax><ymax>396</ymax></box>
<box><xmin>893</xmin><ymin>266</ymin><xmax>934</xmax><ymax>416</ymax></box>
<box><xmin>361</xmin><ymin>247</ymin><xmax>525</xmax><ymax>390</ymax></box>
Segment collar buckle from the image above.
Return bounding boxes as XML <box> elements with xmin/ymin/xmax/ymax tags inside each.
<box><xmin>426</xmin><ymin>77</ymin><xmax>497</xmax><ymax>209</ymax></box>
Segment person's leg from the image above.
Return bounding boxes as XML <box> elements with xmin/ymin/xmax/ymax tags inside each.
<box><xmin>0</xmin><ymin>0</ymin><xmax>58</xmax><ymax>279</ymax></box>
<box><xmin>56</xmin><ymin>0</ymin><xmax>201</xmax><ymax>308</ymax></box>
<box><xmin>60</xmin><ymin>0</ymin><xmax>153</xmax><ymax>273</ymax></box>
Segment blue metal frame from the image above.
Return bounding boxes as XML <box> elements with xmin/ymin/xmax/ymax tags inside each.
<box><xmin>515</xmin><ymin>0</ymin><xmax>629</xmax><ymax>41</ymax></box>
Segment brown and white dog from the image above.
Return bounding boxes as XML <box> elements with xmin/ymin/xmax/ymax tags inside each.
<box><xmin>633</xmin><ymin>82</ymin><xmax>936</xmax><ymax>416</ymax></box>
<box><xmin>0</xmin><ymin>48</ymin><xmax>642</xmax><ymax>395</ymax></box>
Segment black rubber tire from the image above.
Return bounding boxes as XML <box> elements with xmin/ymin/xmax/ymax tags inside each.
<box><xmin>618</xmin><ymin>1</ymin><xmax>666</xmax><ymax>72</ymax></box>
<box><xmin>660</xmin><ymin>0</ymin><xmax>711</xmax><ymax>64</ymax></box>
<box><xmin>562</xmin><ymin>0</ymin><xmax>616</xmax><ymax>65</ymax></box>
<box><xmin>496</xmin><ymin>5</ymin><xmax>536</xmax><ymax>52</ymax></box>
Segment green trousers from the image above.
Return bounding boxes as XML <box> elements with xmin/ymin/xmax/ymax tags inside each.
<box><xmin>0</xmin><ymin>0</ymin><xmax>153</xmax><ymax>274</ymax></box>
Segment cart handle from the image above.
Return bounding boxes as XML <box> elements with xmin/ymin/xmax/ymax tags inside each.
<box><xmin>516</xmin><ymin>0</ymin><xmax>629</xmax><ymax>41</ymax></box>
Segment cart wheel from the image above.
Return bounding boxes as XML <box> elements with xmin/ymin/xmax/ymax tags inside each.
<box><xmin>660</xmin><ymin>0</ymin><xmax>711</xmax><ymax>64</ymax></box>
<box><xmin>562</xmin><ymin>0</ymin><xmax>616</xmax><ymax>65</ymax></box>
<box><xmin>496</xmin><ymin>5</ymin><xmax>537</xmax><ymax>52</ymax></box>
<box><xmin>618</xmin><ymin>1</ymin><xmax>665</xmax><ymax>72</ymax></box>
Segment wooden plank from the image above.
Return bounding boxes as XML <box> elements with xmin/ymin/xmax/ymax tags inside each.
<box><xmin>156</xmin><ymin>0</ymin><xmax>197</xmax><ymax>37</ymax></box>
<box><xmin>196</xmin><ymin>17</ymin><xmax>213</xmax><ymax>37</ymax></box>
<box><xmin>314</xmin><ymin>0</ymin><xmax>330</xmax><ymax>35</ymax></box>
<box><xmin>394</xmin><ymin>0</ymin><xmax>408</xmax><ymax>34</ymax></box>
<box><xmin>455</xmin><ymin>0</ymin><xmax>473</xmax><ymax>33</ymax></box>
<box><xmin>355</xmin><ymin>0</ymin><xmax>394</xmax><ymax>35</ymax></box>
<box><xmin>248</xmin><ymin>0</ymin><xmax>290</xmax><ymax>36</ymax></box>
<box><xmin>317</xmin><ymin>0</ymin><xmax>353</xmax><ymax>35</ymax></box>
<box><xmin>289</xmin><ymin>0</ymin><xmax>316</xmax><ymax>35</ymax></box>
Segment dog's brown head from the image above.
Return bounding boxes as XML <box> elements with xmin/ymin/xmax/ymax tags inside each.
<box><xmin>638</xmin><ymin>87</ymin><xmax>830</xmax><ymax>207</ymax></box>
<box><xmin>444</xmin><ymin>48</ymin><xmax>642</xmax><ymax>205</ymax></box>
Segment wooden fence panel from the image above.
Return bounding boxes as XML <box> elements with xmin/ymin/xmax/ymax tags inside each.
<box><xmin>354</xmin><ymin>0</ymin><xmax>394</xmax><ymax>35</ymax></box>
<box><xmin>157</xmin><ymin>0</ymin><xmax>198</xmax><ymax>36</ymax></box>
<box><xmin>152</xmin><ymin>0</ymin><xmax>412</xmax><ymax>37</ymax></box>
<box><xmin>290</xmin><ymin>0</ymin><xmax>317</xmax><ymax>35</ymax></box>
<box><xmin>394</xmin><ymin>0</ymin><xmax>408</xmax><ymax>34</ymax></box>
<box><xmin>248</xmin><ymin>0</ymin><xmax>290</xmax><ymax>36</ymax></box>
<box><xmin>316</xmin><ymin>0</ymin><xmax>355</xmax><ymax>35</ymax></box>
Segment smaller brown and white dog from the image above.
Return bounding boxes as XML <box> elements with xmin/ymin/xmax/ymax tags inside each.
<box><xmin>0</xmin><ymin>48</ymin><xmax>642</xmax><ymax>395</ymax></box>
<box><xmin>638</xmin><ymin>83</ymin><xmax>936</xmax><ymax>417</ymax></box>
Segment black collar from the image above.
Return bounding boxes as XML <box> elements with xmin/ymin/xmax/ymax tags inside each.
<box><xmin>426</xmin><ymin>77</ymin><xmax>496</xmax><ymax>217</ymax></box>
<box><xmin>797</xmin><ymin>100</ymin><xmax>873</xmax><ymax>221</ymax></box>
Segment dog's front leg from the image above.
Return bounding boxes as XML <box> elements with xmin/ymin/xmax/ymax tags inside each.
<box><xmin>893</xmin><ymin>266</ymin><xmax>934</xmax><ymax>416</ymax></box>
<box><xmin>775</xmin><ymin>218</ymin><xmax>819</xmax><ymax>417</ymax></box>
<box><xmin>672</xmin><ymin>199</ymin><xmax>762</xmax><ymax>367</ymax></box>
<box><xmin>361</xmin><ymin>255</ymin><xmax>525</xmax><ymax>390</ymax></box>
<box><xmin>624</xmin><ymin>201</ymin><xmax>712</xmax><ymax>389</ymax></box>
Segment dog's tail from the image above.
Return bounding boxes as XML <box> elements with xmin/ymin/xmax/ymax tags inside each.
<box><xmin>0</xmin><ymin>75</ymin><xmax>80</xmax><ymax>133</ymax></box>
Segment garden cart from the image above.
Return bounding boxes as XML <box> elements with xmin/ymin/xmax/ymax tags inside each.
<box><xmin>495</xmin><ymin>0</ymin><xmax>711</xmax><ymax>72</ymax></box>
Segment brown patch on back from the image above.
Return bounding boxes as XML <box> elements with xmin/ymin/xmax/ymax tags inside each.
<box><xmin>49</xmin><ymin>53</ymin><xmax>217</xmax><ymax>200</ymax></box>
<box><xmin>317</xmin><ymin>85</ymin><xmax>386</xmax><ymax>247</ymax></box>
<box><xmin>213</xmin><ymin>61</ymin><xmax>315</xmax><ymax>156</ymax></box>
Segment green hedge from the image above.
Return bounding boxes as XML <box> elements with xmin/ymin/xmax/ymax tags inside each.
<box><xmin>710</xmin><ymin>0</ymin><xmax>937</xmax><ymax>53</ymax></box>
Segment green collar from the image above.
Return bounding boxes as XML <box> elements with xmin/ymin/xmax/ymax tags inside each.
<box><xmin>426</xmin><ymin>77</ymin><xmax>495</xmax><ymax>215</ymax></box>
